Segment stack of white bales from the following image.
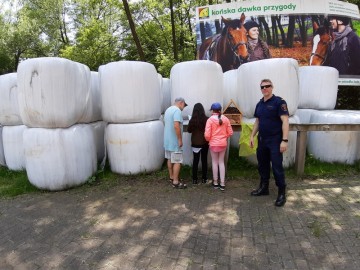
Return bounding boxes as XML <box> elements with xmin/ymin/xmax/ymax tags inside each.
<box><xmin>308</xmin><ymin>110</ymin><xmax>360</xmax><ymax>164</ymax></box>
<box><xmin>79</xmin><ymin>71</ymin><xmax>107</xmax><ymax>163</ymax></box>
<box><xmin>295</xmin><ymin>66</ymin><xmax>339</xmax><ymax>124</ymax></box>
<box><xmin>0</xmin><ymin>73</ymin><xmax>27</xmax><ymax>170</ymax></box>
<box><xmin>170</xmin><ymin>60</ymin><xmax>223</xmax><ymax>165</ymax></box>
<box><xmin>17</xmin><ymin>57</ymin><xmax>99</xmax><ymax>191</ymax></box>
<box><xmin>223</xmin><ymin>69</ymin><xmax>241</xmax><ymax>148</ymax></box>
<box><xmin>236</xmin><ymin>58</ymin><xmax>300</xmax><ymax>167</ymax></box>
<box><xmin>100</xmin><ymin>61</ymin><xmax>164</xmax><ymax>174</ymax></box>
<box><xmin>161</xmin><ymin>78</ymin><xmax>171</xmax><ymax>114</ymax></box>
<box><xmin>296</xmin><ymin>66</ymin><xmax>360</xmax><ymax>164</ymax></box>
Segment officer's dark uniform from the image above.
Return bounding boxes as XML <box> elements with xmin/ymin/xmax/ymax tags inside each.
<box><xmin>254</xmin><ymin>94</ymin><xmax>289</xmax><ymax>189</ymax></box>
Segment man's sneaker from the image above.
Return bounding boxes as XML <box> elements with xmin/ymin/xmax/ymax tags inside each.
<box><xmin>219</xmin><ymin>185</ymin><xmax>225</xmax><ymax>191</ymax></box>
<box><xmin>212</xmin><ymin>183</ymin><xmax>219</xmax><ymax>189</ymax></box>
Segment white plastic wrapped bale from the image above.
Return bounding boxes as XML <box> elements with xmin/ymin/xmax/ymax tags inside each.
<box><xmin>298</xmin><ymin>66</ymin><xmax>338</xmax><ymax>109</ymax></box>
<box><xmin>158</xmin><ymin>73</ymin><xmax>163</xmax><ymax>114</ymax></box>
<box><xmin>308</xmin><ymin>110</ymin><xmax>360</xmax><ymax>164</ymax></box>
<box><xmin>89</xmin><ymin>121</ymin><xmax>106</xmax><ymax>162</ymax></box>
<box><xmin>2</xmin><ymin>125</ymin><xmax>27</xmax><ymax>170</ymax></box>
<box><xmin>237</xmin><ymin>58</ymin><xmax>299</xmax><ymax>118</ymax></box>
<box><xmin>161</xmin><ymin>78</ymin><xmax>171</xmax><ymax>114</ymax></box>
<box><xmin>100</xmin><ymin>61</ymin><xmax>161</xmax><ymax>123</ymax></box>
<box><xmin>241</xmin><ymin>116</ymin><xmax>298</xmax><ymax>168</ymax></box>
<box><xmin>0</xmin><ymin>73</ymin><xmax>22</xmax><ymax>126</ymax></box>
<box><xmin>223</xmin><ymin>69</ymin><xmax>238</xmax><ymax>106</ymax></box>
<box><xmin>0</xmin><ymin>126</ymin><xmax>5</xmax><ymax>166</ymax></box>
<box><xmin>17</xmin><ymin>57</ymin><xmax>91</xmax><ymax>128</ymax></box>
<box><xmin>78</xmin><ymin>71</ymin><xmax>102</xmax><ymax>123</ymax></box>
<box><xmin>230</xmin><ymin>131</ymin><xmax>241</xmax><ymax>148</ymax></box>
<box><xmin>106</xmin><ymin>121</ymin><xmax>164</xmax><ymax>174</ymax></box>
<box><xmin>23</xmin><ymin>124</ymin><xmax>97</xmax><ymax>191</ymax></box>
<box><xmin>170</xmin><ymin>60</ymin><xmax>223</xmax><ymax>118</ymax></box>
<box><xmin>294</xmin><ymin>109</ymin><xmax>318</xmax><ymax>124</ymax></box>
<box><xmin>181</xmin><ymin>131</ymin><xmax>193</xmax><ymax>166</ymax></box>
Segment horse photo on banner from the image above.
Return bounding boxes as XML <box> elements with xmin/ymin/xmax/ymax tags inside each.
<box><xmin>195</xmin><ymin>0</ymin><xmax>360</xmax><ymax>86</ymax></box>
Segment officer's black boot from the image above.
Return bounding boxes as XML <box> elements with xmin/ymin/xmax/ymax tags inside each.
<box><xmin>275</xmin><ymin>186</ymin><xmax>286</xmax><ymax>207</ymax></box>
<box><xmin>250</xmin><ymin>182</ymin><xmax>269</xmax><ymax>196</ymax></box>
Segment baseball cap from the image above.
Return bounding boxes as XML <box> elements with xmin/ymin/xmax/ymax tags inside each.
<box><xmin>175</xmin><ymin>97</ymin><xmax>188</xmax><ymax>107</ymax></box>
<box><xmin>210</xmin><ymin>102</ymin><xmax>222</xmax><ymax>111</ymax></box>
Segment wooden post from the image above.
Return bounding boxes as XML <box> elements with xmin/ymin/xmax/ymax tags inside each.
<box><xmin>295</xmin><ymin>131</ymin><xmax>307</xmax><ymax>175</ymax></box>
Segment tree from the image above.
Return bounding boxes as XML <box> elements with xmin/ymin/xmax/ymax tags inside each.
<box><xmin>25</xmin><ymin>0</ymin><xmax>71</xmax><ymax>55</ymax></box>
<box><xmin>122</xmin><ymin>0</ymin><xmax>145</xmax><ymax>61</ymax></box>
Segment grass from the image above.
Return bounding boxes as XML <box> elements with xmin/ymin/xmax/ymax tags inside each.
<box><xmin>307</xmin><ymin>219</ymin><xmax>326</xmax><ymax>238</ymax></box>
<box><xmin>302</xmin><ymin>154</ymin><xmax>360</xmax><ymax>178</ymax></box>
<box><xmin>0</xmin><ymin>147</ymin><xmax>359</xmax><ymax>198</ymax></box>
<box><xmin>0</xmin><ymin>168</ymin><xmax>39</xmax><ymax>198</ymax></box>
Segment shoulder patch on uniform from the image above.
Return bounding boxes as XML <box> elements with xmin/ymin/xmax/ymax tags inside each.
<box><xmin>281</xmin><ymin>104</ymin><xmax>288</xmax><ymax>111</ymax></box>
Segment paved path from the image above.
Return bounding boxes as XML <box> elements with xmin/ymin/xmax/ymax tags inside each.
<box><xmin>0</xmin><ymin>176</ymin><xmax>359</xmax><ymax>270</ymax></box>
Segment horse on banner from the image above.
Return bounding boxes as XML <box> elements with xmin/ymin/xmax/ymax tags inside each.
<box><xmin>310</xmin><ymin>20</ymin><xmax>332</xmax><ymax>66</ymax></box>
<box><xmin>197</xmin><ymin>13</ymin><xmax>249</xmax><ymax>72</ymax></box>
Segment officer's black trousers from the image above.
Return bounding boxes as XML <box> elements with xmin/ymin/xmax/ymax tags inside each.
<box><xmin>256</xmin><ymin>136</ymin><xmax>286</xmax><ymax>188</ymax></box>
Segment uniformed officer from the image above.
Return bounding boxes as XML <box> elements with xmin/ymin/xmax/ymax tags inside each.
<box><xmin>249</xmin><ymin>79</ymin><xmax>289</xmax><ymax>207</ymax></box>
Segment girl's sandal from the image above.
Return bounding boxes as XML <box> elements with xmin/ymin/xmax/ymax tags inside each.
<box><xmin>172</xmin><ymin>182</ymin><xmax>187</xmax><ymax>189</ymax></box>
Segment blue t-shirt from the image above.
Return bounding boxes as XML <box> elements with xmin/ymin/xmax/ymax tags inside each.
<box><xmin>254</xmin><ymin>95</ymin><xmax>289</xmax><ymax>138</ymax></box>
<box><xmin>164</xmin><ymin>105</ymin><xmax>183</xmax><ymax>151</ymax></box>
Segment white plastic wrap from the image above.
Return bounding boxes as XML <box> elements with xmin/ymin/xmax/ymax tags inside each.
<box><xmin>158</xmin><ymin>73</ymin><xmax>163</xmax><ymax>114</ymax></box>
<box><xmin>181</xmin><ymin>131</ymin><xmax>193</xmax><ymax>166</ymax></box>
<box><xmin>2</xmin><ymin>125</ymin><xmax>27</xmax><ymax>170</ymax></box>
<box><xmin>170</xmin><ymin>60</ymin><xmax>223</xmax><ymax>118</ymax></box>
<box><xmin>230</xmin><ymin>131</ymin><xmax>241</xmax><ymax>148</ymax></box>
<box><xmin>17</xmin><ymin>57</ymin><xmax>91</xmax><ymax>128</ymax></box>
<box><xmin>308</xmin><ymin>110</ymin><xmax>360</xmax><ymax>164</ymax></box>
<box><xmin>237</xmin><ymin>58</ymin><xmax>299</xmax><ymax>118</ymax></box>
<box><xmin>223</xmin><ymin>70</ymin><xmax>238</xmax><ymax>108</ymax></box>
<box><xmin>0</xmin><ymin>73</ymin><xmax>22</xmax><ymax>125</ymax></box>
<box><xmin>106</xmin><ymin>121</ymin><xmax>164</xmax><ymax>174</ymax></box>
<box><xmin>0</xmin><ymin>126</ymin><xmax>5</xmax><ymax>166</ymax></box>
<box><xmin>294</xmin><ymin>109</ymin><xmax>318</xmax><ymax>124</ymax></box>
<box><xmin>241</xmin><ymin>116</ymin><xmax>299</xmax><ymax>168</ymax></box>
<box><xmin>23</xmin><ymin>124</ymin><xmax>97</xmax><ymax>191</ymax></box>
<box><xmin>78</xmin><ymin>71</ymin><xmax>102</xmax><ymax>123</ymax></box>
<box><xmin>100</xmin><ymin>61</ymin><xmax>161</xmax><ymax>123</ymax></box>
<box><xmin>161</xmin><ymin>78</ymin><xmax>171</xmax><ymax>114</ymax></box>
<box><xmin>89</xmin><ymin>121</ymin><xmax>106</xmax><ymax>162</ymax></box>
<box><xmin>298</xmin><ymin>66</ymin><xmax>338</xmax><ymax>109</ymax></box>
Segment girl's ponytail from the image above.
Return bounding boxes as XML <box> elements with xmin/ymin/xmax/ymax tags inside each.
<box><xmin>218</xmin><ymin>112</ymin><xmax>223</xmax><ymax>125</ymax></box>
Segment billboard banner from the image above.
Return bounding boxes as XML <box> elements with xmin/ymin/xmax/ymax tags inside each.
<box><xmin>195</xmin><ymin>0</ymin><xmax>360</xmax><ymax>86</ymax></box>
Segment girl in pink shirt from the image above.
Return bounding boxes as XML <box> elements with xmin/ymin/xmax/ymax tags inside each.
<box><xmin>204</xmin><ymin>102</ymin><xmax>233</xmax><ymax>191</ymax></box>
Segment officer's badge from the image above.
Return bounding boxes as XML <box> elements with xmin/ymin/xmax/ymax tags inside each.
<box><xmin>281</xmin><ymin>104</ymin><xmax>288</xmax><ymax>111</ymax></box>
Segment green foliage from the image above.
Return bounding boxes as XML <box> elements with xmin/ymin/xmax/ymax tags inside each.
<box><xmin>60</xmin><ymin>19</ymin><xmax>121</xmax><ymax>70</ymax></box>
<box><xmin>227</xmin><ymin>147</ymin><xmax>259</xmax><ymax>179</ymax></box>
<box><xmin>336</xmin><ymin>86</ymin><xmax>360</xmax><ymax>110</ymax></box>
<box><xmin>0</xmin><ymin>167</ymin><xmax>39</xmax><ymax>198</ymax></box>
<box><xmin>303</xmin><ymin>154</ymin><xmax>360</xmax><ymax>177</ymax></box>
